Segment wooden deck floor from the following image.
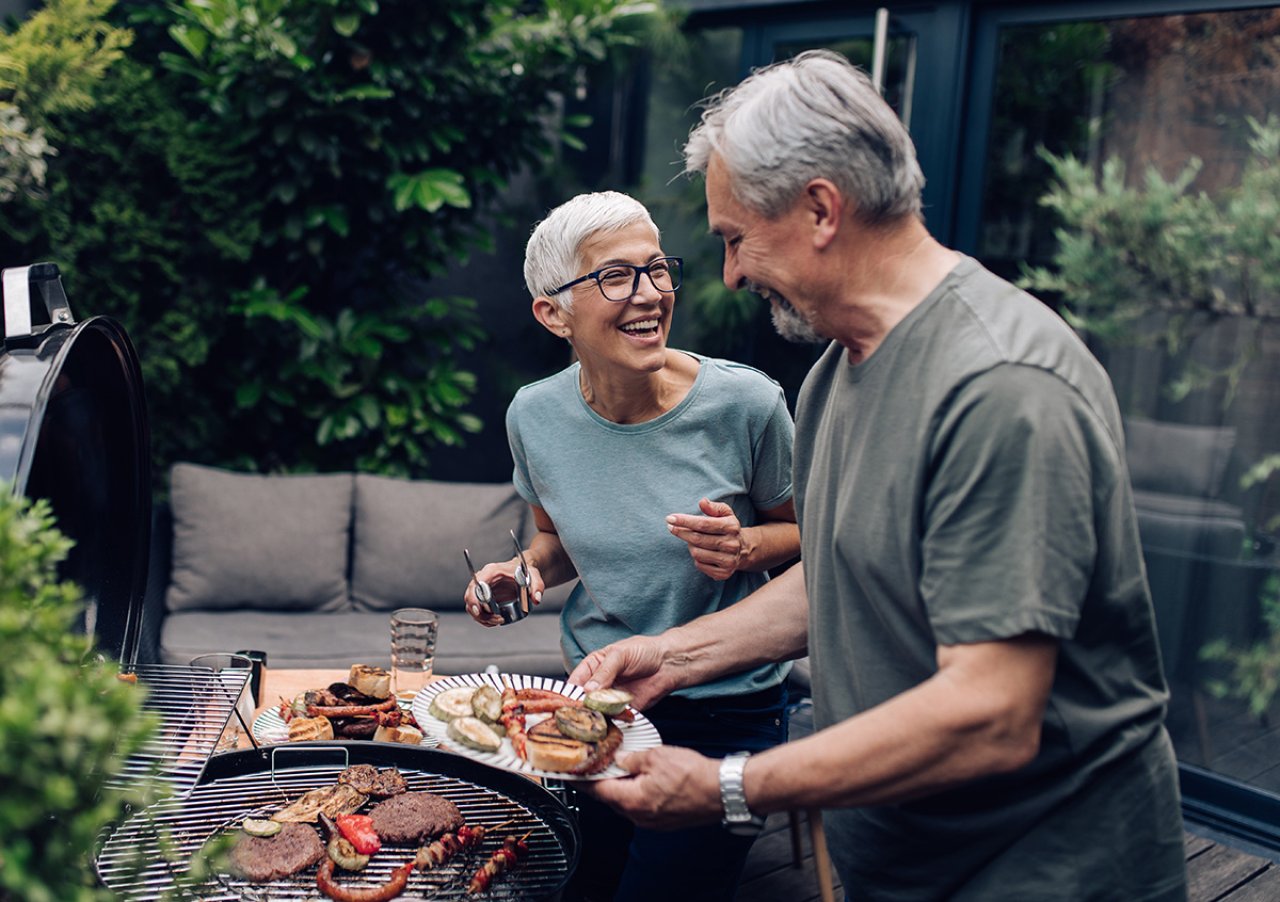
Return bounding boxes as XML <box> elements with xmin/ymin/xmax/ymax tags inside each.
<box><xmin>734</xmin><ymin>815</ymin><xmax>1278</xmax><ymax>901</ymax></box>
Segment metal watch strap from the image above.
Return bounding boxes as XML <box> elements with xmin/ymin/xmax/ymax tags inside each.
<box><xmin>719</xmin><ymin>751</ymin><xmax>764</xmax><ymax>835</ymax></box>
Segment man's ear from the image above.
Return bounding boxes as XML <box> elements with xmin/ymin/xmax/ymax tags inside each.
<box><xmin>533</xmin><ymin>295</ymin><xmax>570</xmax><ymax>338</ymax></box>
<box><xmin>805</xmin><ymin>178</ymin><xmax>844</xmax><ymax>250</ymax></box>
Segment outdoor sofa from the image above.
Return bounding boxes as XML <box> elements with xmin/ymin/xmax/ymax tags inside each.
<box><xmin>137</xmin><ymin>462</ymin><xmax>572</xmax><ymax>676</ymax></box>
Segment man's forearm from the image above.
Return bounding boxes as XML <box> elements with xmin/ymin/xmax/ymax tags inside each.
<box><xmin>658</xmin><ymin>563</ymin><xmax>809</xmax><ymax>690</ymax></box>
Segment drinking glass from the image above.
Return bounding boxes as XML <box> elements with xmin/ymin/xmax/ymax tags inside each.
<box><xmin>390</xmin><ymin>608</ymin><xmax>438</xmax><ymax>703</ymax></box>
<box><xmin>188</xmin><ymin>652</ymin><xmax>254</xmax><ymax>752</ymax></box>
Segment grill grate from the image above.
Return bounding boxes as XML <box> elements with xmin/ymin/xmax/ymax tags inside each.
<box><xmin>96</xmin><ymin>757</ymin><xmax>575</xmax><ymax>901</ymax></box>
<box><xmin>109</xmin><ymin>663</ymin><xmax>252</xmax><ymax>798</ymax></box>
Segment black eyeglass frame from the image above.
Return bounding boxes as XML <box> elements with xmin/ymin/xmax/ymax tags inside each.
<box><xmin>546</xmin><ymin>256</ymin><xmax>683</xmax><ymax>302</ymax></box>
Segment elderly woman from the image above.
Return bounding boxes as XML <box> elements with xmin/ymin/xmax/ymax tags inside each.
<box><xmin>464</xmin><ymin>190</ymin><xmax>799</xmax><ymax>901</ymax></box>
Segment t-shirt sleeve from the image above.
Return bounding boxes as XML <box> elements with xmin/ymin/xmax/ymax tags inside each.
<box><xmin>920</xmin><ymin>365</ymin><xmax>1100</xmax><ymax>645</ymax></box>
<box><xmin>749</xmin><ymin>386</ymin><xmax>796</xmax><ymax>510</ymax></box>
<box><xmin>505</xmin><ymin>399</ymin><xmax>538</xmax><ymax>506</ymax></box>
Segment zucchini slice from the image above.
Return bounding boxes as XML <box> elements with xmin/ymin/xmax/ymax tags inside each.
<box><xmin>471</xmin><ymin>685</ymin><xmax>503</xmax><ymax>723</ymax></box>
<box><xmin>583</xmin><ymin>688</ymin><xmax>634</xmax><ymax>716</ymax></box>
<box><xmin>554</xmin><ymin>706</ymin><xmax>608</xmax><ymax>742</ymax></box>
<box><xmin>427</xmin><ymin>686</ymin><xmax>477</xmax><ymax>722</ymax></box>
<box><xmin>446</xmin><ymin>716</ymin><xmax>503</xmax><ymax>753</ymax></box>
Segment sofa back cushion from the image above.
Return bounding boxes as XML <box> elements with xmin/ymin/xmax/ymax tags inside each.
<box><xmin>166</xmin><ymin>463</ymin><xmax>354</xmax><ymax>613</ymax></box>
<box><xmin>351</xmin><ymin>475</ymin><xmax>528</xmax><ymax>612</ymax></box>
<box><xmin>1125</xmin><ymin>418</ymin><xmax>1235</xmax><ymax>499</ymax></box>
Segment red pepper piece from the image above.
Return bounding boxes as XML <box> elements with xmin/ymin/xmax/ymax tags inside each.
<box><xmin>336</xmin><ymin>813</ymin><xmax>382</xmax><ymax>855</ymax></box>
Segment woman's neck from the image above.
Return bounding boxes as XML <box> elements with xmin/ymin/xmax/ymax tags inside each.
<box><xmin>578</xmin><ymin>351</ymin><xmax>698</xmax><ymax>424</ymax></box>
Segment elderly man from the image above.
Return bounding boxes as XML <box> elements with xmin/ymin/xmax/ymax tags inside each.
<box><xmin>570</xmin><ymin>50</ymin><xmax>1187</xmax><ymax>901</ymax></box>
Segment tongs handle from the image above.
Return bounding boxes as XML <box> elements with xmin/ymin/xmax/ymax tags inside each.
<box><xmin>510</xmin><ymin>530</ymin><xmax>532</xmax><ymax>614</ymax></box>
<box><xmin>463</xmin><ymin>548</ymin><xmax>493</xmax><ymax>604</ymax></box>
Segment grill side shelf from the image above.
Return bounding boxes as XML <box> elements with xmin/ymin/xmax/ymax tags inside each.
<box><xmin>107</xmin><ymin>664</ymin><xmax>251</xmax><ymax>798</ymax></box>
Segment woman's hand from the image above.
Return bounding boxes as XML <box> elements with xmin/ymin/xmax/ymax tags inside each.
<box><xmin>665</xmin><ymin>497</ymin><xmax>747</xmax><ymax>580</ymax></box>
<box><xmin>463</xmin><ymin>557</ymin><xmax>545</xmax><ymax>627</ymax></box>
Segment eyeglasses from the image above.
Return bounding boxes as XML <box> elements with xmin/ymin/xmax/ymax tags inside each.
<box><xmin>547</xmin><ymin>256</ymin><xmax>683</xmax><ymax>302</ymax></box>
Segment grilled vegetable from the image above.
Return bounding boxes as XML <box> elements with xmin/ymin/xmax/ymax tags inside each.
<box><xmin>471</xmin><ymin>685</ymin><xmax>503</xmax><ymax>723</ymax></box>
<box><xmin>428</xmin><ymin>686</ymin><xmax>477</xmax><ymax>722</ymax></box>
<box><xmin>272</xmin><ymin>784</ymin><xmax>368</xmax><ymax>823</ymax></box>
<box><xmin>326</xmin><ymin>835</ymin><xmax>370</xmax><ymax>871</ymax></box>
<box><xmin>583</xmin><ymin>688</ymin><xmax>633</xmax><ymax>716</ymax></box>
<box><xmin>554</xmin><ymin>706</ymin><xmax>607</xmax><ymax>742</ymax></box>
<box><xmin>336</xmin><ymin>814</ymin><xmax>382</xmax><ymax>856</ymax></box>
<box><xmin>447</xmin><ymin>716</ymin><xmax>503</xmax><ymax>753</ymax></box>
<box><xmin>242</xmin><ymin>818</ymin><xmax>282</xmax><ymax>838</ymax></box>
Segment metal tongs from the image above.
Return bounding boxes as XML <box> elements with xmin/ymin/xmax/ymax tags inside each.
<box><xmin>463</xmin><ymin>530</ymin><xmax>532</xmax><ymax>626</ymax></box>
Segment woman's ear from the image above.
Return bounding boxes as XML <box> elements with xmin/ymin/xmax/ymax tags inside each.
<box><xmin>533</xmin><ymin>295</ymin><xmax>571</xmax><ymax>338</ymax></box>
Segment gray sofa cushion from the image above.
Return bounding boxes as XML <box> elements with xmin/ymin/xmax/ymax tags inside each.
<box><xmin>166</xmin><ymin>463</ymin><xmax>354</xmax><ymax>613</ymax></box>
<box><xmin>1125</xmin><ymin>419</ymin><xmax>1235</xmax><ymax>498</ymax></box>
<box><xmin>160</xmin><ymin>609</ymin><xmax>568</xmax><ymax>677</ymax></box>
<box><xmin>351</xmin><ymin>475</ymin><xmax>529</xmax><ymax>612</ymax></box>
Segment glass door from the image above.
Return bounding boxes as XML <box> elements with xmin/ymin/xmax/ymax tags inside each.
<box><xmin>955</xmin><ymin>0</ymin><xmax>1280</xmax><ymax>841</ymax></box>
<box><xmin>753</xmin><ymin>5</ymin><xmax>967</xmax><ymax>242</ymax></box>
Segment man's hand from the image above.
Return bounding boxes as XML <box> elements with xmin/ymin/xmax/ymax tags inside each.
<box><xmin>666</xmin><ymin>497</ymin><xmax>746</xmax><ymax>580</ymax></box>
<box><xmin>567</xmin><ymin>636</ymin><xmax>675</xmax><ymax>711</ymax></box>
<box><xmin>587</xmin><ymin>746</ymin><xmax>723</xmax><ymax>829</ymax></box>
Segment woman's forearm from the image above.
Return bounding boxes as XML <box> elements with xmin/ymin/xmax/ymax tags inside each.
<box><xmin>738</xmin><ymin>519</ymin><xmax>801</xmax><ymax>572</ymax></box>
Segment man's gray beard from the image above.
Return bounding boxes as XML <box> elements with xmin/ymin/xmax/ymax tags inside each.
<box><xmin>769</xmin><ymin>294</ymin><xmax>824</xmax><ymax>344</ymax></box>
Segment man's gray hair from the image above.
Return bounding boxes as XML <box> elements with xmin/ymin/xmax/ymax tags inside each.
<box><xmin>683</xmin><ymin>49</ymin><xmax>924</xmax><ymax>224</ymax></box>
<box><xmin>523</xmin><ymin>191</ymin><xmax>661</xmax><ymax>312</ymax></box>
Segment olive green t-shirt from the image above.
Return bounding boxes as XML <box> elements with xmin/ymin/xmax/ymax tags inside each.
<box><xmin>794</xmin><ymin>257</ymin><xmax>1186</xmax><ymax>900</ymax></box>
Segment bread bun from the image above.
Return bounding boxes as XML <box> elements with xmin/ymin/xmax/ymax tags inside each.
<box><xmin>525</xmin><ymin>719</ymin><xmax>588</xmax><ymax>772</ymax></box>
<box><xmin>374</xmin><ymin>723</ymin><xmax>423</xmax><ymax>745</ymax></box>
<box><xmin>288</xmin><ymin>715</ymin><xmax>334</xmax><ymax>742</ymax></box>
<box><xmin>348</xmin><ymin>664</ymin><xmax>392</xmax><ymax>700</ymax></box>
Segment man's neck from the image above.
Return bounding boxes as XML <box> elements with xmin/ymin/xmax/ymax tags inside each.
<box><xmin>831</xmin><ymin>219</ymin><xmax>961</xmax><ymax>363</ymax></box>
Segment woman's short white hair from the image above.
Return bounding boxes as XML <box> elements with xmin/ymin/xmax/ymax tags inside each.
<box><xmin>683</xmin><ymin>49</ymin><xmax>924</xmax><ymax>224</ymax></box>
<box><xmin>523</xmin><ymin>191</ymin><xmax>661</xmax><ymax>312</ymax></box>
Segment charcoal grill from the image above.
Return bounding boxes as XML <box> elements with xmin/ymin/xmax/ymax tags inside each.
<box><xmin>2</xmin><ymin>263</ymin><xmax>255</xmax><ymax>793</ymax></box>
<box><xmin>96</xmin><ymin>742</ymin><xmax>581</xmax><ymax>901</ymax></box>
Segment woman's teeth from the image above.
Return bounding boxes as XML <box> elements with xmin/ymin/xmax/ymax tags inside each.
<box><xmin>620</xmin><ymin>319</ymin><xmax>659</xmax><ymax>334</ymax></box>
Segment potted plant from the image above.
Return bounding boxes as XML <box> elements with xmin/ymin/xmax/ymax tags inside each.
<box><xmin>0</xmin><ymin>487</ymin><xmax>160</xmax><ymax>901</ymax></box>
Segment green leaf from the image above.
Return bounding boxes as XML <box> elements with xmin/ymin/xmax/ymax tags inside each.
<box><xmin>335</xmin><ymin>85</ymin><xmax>395</xmax><ymax>102</ymax></box>
<box><xmin>332</xmin><ymin>13</ymin><xmax>361</xmax><ymax>37</ymax></box>
<box><xmin>168</xmin><ymin>25</ymin><xmax>209</xmax><ymax>60</ymax></box>
<box><xmin>387</xmin><ymin>169</ymin><xmax>471</xmax><ymax>213</ymax></box>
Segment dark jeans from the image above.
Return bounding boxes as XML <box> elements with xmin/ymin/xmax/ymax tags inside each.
<box><xmin>564</xmin><ymin>682</ymin><xmax>789</xmax><ymax>902</ymax></box>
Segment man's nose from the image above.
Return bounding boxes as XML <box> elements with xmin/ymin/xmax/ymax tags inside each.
<box><xmin>722</xmin><ymin>251</ymin><xmax>742</xmax><ymax>292</ymax></box>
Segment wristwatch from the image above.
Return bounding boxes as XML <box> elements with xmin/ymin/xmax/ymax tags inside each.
<box><xmin>719</xmin><ymin>751</ymin><xmax>765</xmax><ymax>835</ymax></box>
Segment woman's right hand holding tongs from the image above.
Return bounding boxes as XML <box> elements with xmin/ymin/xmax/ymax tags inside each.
<box><xmin>463</xmin><ymin>548</ymin><xmax>545</xmax><ymax>627</ymax></box>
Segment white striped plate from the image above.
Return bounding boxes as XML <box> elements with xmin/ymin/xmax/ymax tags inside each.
<box><xmin>412</xmin><ymin>672</ymin><xmax>660</xmax><ymax>780</ymax></box>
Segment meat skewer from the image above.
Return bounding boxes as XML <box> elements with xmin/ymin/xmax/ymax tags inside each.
<box><xmin>415</xmin><ymin>819</ymin><xmax>515</xmax><ymax>870</ymax></box>
<box><xmin>466</xmin><ymin>832</ymin><xmax>531</xmax><ymax>895</ymax></box>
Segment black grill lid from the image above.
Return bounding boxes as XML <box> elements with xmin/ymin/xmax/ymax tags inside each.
<box><xmin>1</xmin><ymin>262</ymin><xmax>151</xmax><ymax>667</ymax></box>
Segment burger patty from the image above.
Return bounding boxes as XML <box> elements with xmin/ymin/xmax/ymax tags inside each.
<box><xmin>338</xmin><ymin>764</ymin><xmax>409</xmax><ymax>798</ymax></box>
<box><xmin>368</xmin><ymin>791</ymin><xmax>464</xmax><ymax>845</ymax></box>
<box><xmin>229</xmin><ymin>822</ymin><xmax>324</xmax><ymax>882</ymax></box>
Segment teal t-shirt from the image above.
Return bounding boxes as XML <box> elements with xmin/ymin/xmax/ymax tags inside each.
<box><xmin>507</xmin><ymin>352</ymin><xmax>793</xmax><ymax>699</ymax></box>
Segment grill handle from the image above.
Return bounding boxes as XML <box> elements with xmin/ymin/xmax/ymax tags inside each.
<box><xmin>2</xmin><ymin>262</ymin><xmax>75</xmax><ymax>348</ymax></box>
